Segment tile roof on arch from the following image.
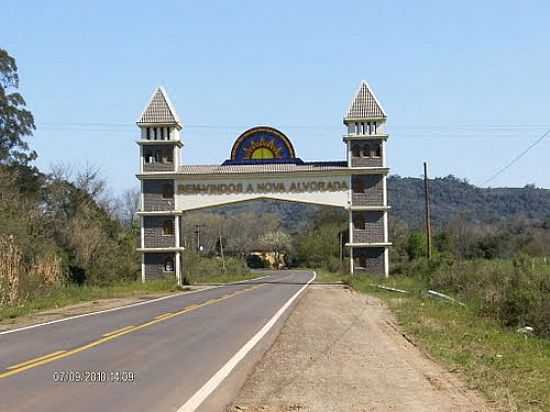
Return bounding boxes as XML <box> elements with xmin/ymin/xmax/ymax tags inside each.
<box><xmin>344</xmin><ymin>81</ymin><xmax>387</xmax><ymax>121</ymax></box>
<box><xmin>137</xmin><ymin>87</ymin><xmax>182</xmax><ymax>128</ymax></box>
<box><xmin>178</xmin><ymin>161</ymin><xmax>349</xmax><ymax>176</ymax></box>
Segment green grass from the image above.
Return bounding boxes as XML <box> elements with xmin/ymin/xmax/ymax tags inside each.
<box><xmin>1</xmin><ymin>270</ymin><xmax>260</xmax><ymax>323</ymax></box>
<box><xmin>351</xmin><ymin>275</ymin><xmax>550</xmax><ymax>411</ymax></box>
<box><xmin>192</xmin><ymin>272</ymin><xmax>263</xmax><ymax>284</ymax></box>
<box><xmin>0</xmin><ymin>279</ymin><xmax>180</xmax><ymax>322</ymax></box>
<box><xmin>313</xmin><ymin>270</ymin><xmax>351</xmax><ymax>284</ymax></box>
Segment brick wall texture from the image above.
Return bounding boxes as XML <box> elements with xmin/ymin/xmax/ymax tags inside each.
<box><xmin>352</xmin><ymin>211</ymin><xmax>385</xmax><ymax>243</ymax></box>
<box><xmin>354</xmin><ymin>247</ymin><xmax>385</xmax><ymax>274</ymax></box>
<box><xmin>350</xmin><ymin>141</ymin><xmax>383</xmax><ymax>167</ymax></box>
<box><xmin>144</xmin><ymin>253</ymin><xmax>176</xmax><ymax>279</ymax></box>
<box><xmin>143</xmin><ymin>180</ymin><xmax>175</xmax><ymax>211</ymax></box>
<box><xmin>143</xmin><ymin>216</ymin><xmax>176</xmax><ymax>248</ymax></box>
<box><xmin>352</xmin><ymin>175</ymin><xmax>384</xmax><ymax>206</ymax></box>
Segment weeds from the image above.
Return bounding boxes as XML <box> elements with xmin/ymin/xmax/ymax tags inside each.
<box><xmin>357</xmin><ymin>275</ymin><xmax>550</xmax><ymax>411</ymax></box>
<box><xmin>397</xmin><ymin>256</ymin><xmax>550</xmax><ymax>338</ymax></box>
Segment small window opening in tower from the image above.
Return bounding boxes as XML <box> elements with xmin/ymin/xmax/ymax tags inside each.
<box><xmin>352</xmin><ymin>176</ymin><xmax>365</xmax><ymax>193</ymax></box>
<box><xmin>362</xmin><ymin>144</ymin><xmax>371</xmax><ymax>158</ymax></box>
<box><xmin>162</xmin><ymin>183</ymin><xmax>174</xmax><ymax>199</ymax></box>
<box><xmin>353</xmin><ymin>213</ymin><xmax>366</xmax><ymax>229</ymax></box>
<box><xmin>144</xmin><ymin>151</ymin><xmax>152</xmax><ymax>163</ymax></box>
<box><xmin>375</xmin><ymin>143</ymin><xmax>382</xmax><ymax>157</ymax></box>
<box><xmin>355</xmin><ymin>123</ymin><xmax>360</xmax><ymax>135</ymax></box>
<box><xmin>357</xmin><ymin>255</ymin><xmax>367</xmax><ymax>268</ymax></box>
<box><xmin>163</xmin><ymin>258</ymin><xmax>174</xmax><ymax>272</ymax></box>
<box><xmin>352</xmin><ymin>144</ymin><xmax>361</xmax><ymax>157</ymax></box>
<box><xmin>164</xmin><ymin>150</ymin><xmax>173</xmax><ymax>163</ymax></box>
<box><xmin>162</xmin><ymin>220</ymin><xmax>174</xmax><ymax>235</ymax></box>
<box><xmin>374</xmin><ymin>122</ymin><xmax>378</xmax><ymax>134</ymax></box>
<box><xmin>146</xmin><ymin>128</ymin><xmax>151</xmax><ymax>140</ymax></box>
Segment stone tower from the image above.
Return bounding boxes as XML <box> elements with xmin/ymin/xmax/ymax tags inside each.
<box><xmin>136</xmin><ymin>87</ymin><xmax>184</xmax><ymax>284</ymax></box>
<box><xmin>344</xmin><ymin>81</ymin><xmax>391</xmax><ymax>276</ymax></box>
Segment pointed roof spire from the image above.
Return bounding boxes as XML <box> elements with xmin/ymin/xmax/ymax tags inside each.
<box><xmin>137</xmin><ymin>87</ymin><xmax>182</xmax><ymax>129</ymax></box>
<box><xmin>344</xmin><ymin>81</ymin><xmax>386</xmax><ymax>122</ymax></box>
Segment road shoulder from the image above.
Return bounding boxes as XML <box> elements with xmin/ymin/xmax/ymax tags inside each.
<box><xmin>229</xmin><ymin>285</ymin><xmax>488</xmax><ymax>412</ymax></box>
<box><xmin>0</xmin><ymin>288</ymin><xmax>205</xmax><ymax>333</ymax></box>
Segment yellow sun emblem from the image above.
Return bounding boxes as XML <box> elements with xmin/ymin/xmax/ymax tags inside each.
<box><xmin>244</xmin><ymin>138</ymin><xmax>282</xmax><ymax>160</ymax></box>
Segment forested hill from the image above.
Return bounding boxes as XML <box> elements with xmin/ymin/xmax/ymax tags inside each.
<box><xmin>217</xmin><ymin>175</ymin><xmax>550</xmax><ymax>230</ymax></box>
<box><xmin>388</xmin><ymin>175</ymin><xmax>550</xmax><ymax>228</ymax></box>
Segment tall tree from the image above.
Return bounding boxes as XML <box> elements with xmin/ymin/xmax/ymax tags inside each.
<box><xmin>0</xmin><ymin>49</ymin><xmax>36</xmax><ymax>165</ymax></box>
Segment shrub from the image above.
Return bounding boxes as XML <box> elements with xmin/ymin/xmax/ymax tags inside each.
<box><xmin>182</xmin><ymin>251</ymin><xmax>249</xmax><ymax>283</ymax></box>
<box><xmin>325</xmin><ymin>256</ymin><xmax>343</xmax><ymax>273</ymax></box>
<box><xmin>403</xmin><ymin>255</ymin><xmax>550</xmax><ymax>337</ymax></box>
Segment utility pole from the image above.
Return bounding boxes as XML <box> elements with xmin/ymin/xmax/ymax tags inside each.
<box><xmin>219</xmin><ymin>230</ymin><xmax>226</xmax><ymax>272</ymax></box>
<box><xmin>423</xmin><ymin>162</ymin><xmax>432</xmax><ymax>259</ymax></box>
<box><xmin>195</xmin><ymin>224</ymin><xmax>204</xmax><ymax>253</ymax></box>
<box><xmin>339</xmin><ymin>231</ymin><xmax>343</xmax><ymax>263</ymax></box>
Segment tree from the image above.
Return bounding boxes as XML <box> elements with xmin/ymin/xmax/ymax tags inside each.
<box><xmin>111</xmin><ymin>187</ymin><xmax>140</xmax><ymax>228</ymax></box>
<box><xmin>225</xmin><ymin>212</ymin><xmax>279</xmax><ymax>257</ymax></box>
<box><xmin>0</xmin><ymin>49</ymin><xmax>36</xmax><ymax>165</ymax></box>
<box><xmin>406</xmin><ymin>231</ymin><xmax>426</xmax><ymax>261</ymax></box>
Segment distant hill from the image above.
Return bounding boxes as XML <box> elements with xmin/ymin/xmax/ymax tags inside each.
<box><xmin>213</xmin><ymin>176</ymin><xmax>550</xmax><ymax>230</ymax></box>
<box><xmin>389</xmin><ymin>175</ymin><xmax>550</xmax><ymax>228</ymax></box>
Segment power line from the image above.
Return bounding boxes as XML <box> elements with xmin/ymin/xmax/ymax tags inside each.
<box><xmin>483</xmin><ymin>128</ymin><xmax>550</xmax><ymax>185</ymax></box>
<box><xmin>39</xmin><ymin>121</ymin><xmax>550</xmax><ymax>130</ymax></box>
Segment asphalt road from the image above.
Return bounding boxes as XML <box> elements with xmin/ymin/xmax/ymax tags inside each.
<box><xmin>0</xmin><ymin>270</ymin><xmax>315</xmax><ymax>412</ymax></box>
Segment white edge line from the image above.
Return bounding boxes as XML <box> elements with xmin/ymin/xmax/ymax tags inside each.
<box><xmin>0</xmin><ymin>274</ymin><xmax>272</xmax><ymax>336</ymax></box>
<box><xmin>177</xmin><ymin>271</ymin><xmax>317</xmax><ymax>412</ymax></box>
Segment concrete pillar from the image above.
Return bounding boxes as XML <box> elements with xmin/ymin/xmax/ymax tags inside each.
<box><xmin>349</xmin><ymin>247</ymin><xmax>354</xmax><ymax>276</ymax></box>
<box><xmin>175</xmin><ymin>251</ymin><xmax>181</xmax><ymax>286</ymax></box>
<box><xmin>141</xmin><ymin>254</ymin><xmax>145</xmax><ymax>283</ymax></box>
<box><xmin>175</xmin><ymin>215</ymin><xmax>181</xmax><ymax>285</ymax></box>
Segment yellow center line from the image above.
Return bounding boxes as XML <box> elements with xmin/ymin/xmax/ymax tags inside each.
<box><xmin>0</xmin><ymin>283</ymin><xmax>266</xmax><ymax>379</ymax></box>
<box><xmin>7</xmin><ymin>350</ymin><xmax>67</xmax><ymax>370</ymax></box>
<box><xmin>102</xmin><ymin>325</ymin><xmax>136</xmax><ymax>337</ymax></box>
<box><xmin>154</xmin><ymin>312</ymin><xmax>174</xmax><ymax>320</ymax></box>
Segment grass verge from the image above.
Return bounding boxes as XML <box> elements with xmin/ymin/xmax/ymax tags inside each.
<box><xmin>192</xmin><ymin>272</ymin><xmax>264</xmax><ymax>285</ymax></box>
<box><xmin>1</xmin><ymin>270</ymin><xmax>259</xmax><ymax>322</ymax></box>
<box><xmin>314</xmin><ymin>270</ymin><xmax>351</xmax><ymax>284</ymax></box>
<box><xmin>351</xmin><ymin>275</ymin><xmax>550</xmax><ymax>411</ymax></box>
<box><xmin>0</xmin><ymin>279</ymin><xmax>179</xmax><ymax>322</ymax></box>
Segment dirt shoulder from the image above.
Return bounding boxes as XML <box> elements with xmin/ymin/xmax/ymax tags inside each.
<box><xmin>229</xmin><ymin>285</ymin><xmax>488</xmax><ymax>412</ymax></box>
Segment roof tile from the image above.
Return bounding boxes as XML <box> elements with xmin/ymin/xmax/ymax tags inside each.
<box><xmin>345</xmin><ymin>81</ymin><xmax>386</xmax><ymax>121</ymax></box>
<box><xmin>178</xmin><ymin>161</ymin><xmax>348</xmax><ymax>175</ymax></box>
<box><xmin>137</xmin><ymin>87</ymin><xmax>182</xmax><ymax>127</ymax></box>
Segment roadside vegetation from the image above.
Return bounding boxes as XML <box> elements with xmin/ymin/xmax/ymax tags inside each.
<box><xmin>303</xmin><ymin>211</ymin><xmax>550</xmax><ymax>410</ymax></box>
<box><xmin>0</xmin><ymin>49</ymin><xmax>258</xmax><ymax>320</ymax></box>
<box><xmin>0</xmin><ymin>279</ymin><xmax>179</xmax><ymax>322</ymax></box>
<box><xmin>353</xmin><ymin>275</ymin><xmax>550</xmax><ymax>411</ymax></box>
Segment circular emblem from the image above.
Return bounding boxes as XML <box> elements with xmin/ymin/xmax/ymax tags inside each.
<box><xmin>230</xmin><ymin>126</ymin><xmax>296</xmax><ymax>162</ymax></box>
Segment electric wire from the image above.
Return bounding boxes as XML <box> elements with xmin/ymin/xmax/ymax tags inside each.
<box><xmin>483</xmin><ymin>128</ymin><xmax>550</xmax><ymax>184</ymax></box>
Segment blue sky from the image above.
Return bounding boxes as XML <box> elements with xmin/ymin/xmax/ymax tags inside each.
<box><xmin>2</xmin><ymin>0</ymin><xmax>549</xmax><ymax>193</ymax></box>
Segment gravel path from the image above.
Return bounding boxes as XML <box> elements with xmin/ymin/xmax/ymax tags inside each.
<box><xmin>229</xmin><ymin>285</ymin><xmax>488</xmax><ymax>412</ymax></box>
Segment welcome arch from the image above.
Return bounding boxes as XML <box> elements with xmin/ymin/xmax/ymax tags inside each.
<box><xmin>136</xmin><ymin>82</ymin><xmax>391</xmax><ymax>283</ymax></box>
